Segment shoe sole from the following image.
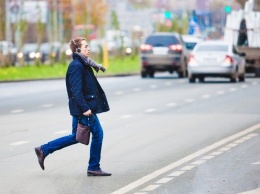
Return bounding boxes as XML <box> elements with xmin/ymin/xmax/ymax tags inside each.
<box><xmin>34</xmin><ymin>148</ymin><xmax>45</xmax><ymax>170</ymax></box>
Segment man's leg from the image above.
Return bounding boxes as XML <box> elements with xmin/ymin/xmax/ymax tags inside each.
<box><xmin>87</xmin><ymin>115</ymin><xmax>103</xmax><ymax>171</ymax></box>
<box><xmin>41</xmin><ymin>116</ymin><xmax>78</xmax><ymax>157</ymax></box>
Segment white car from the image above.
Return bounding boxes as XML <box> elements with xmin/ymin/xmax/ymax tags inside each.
<box><xmin>188</xmin><ymin>40</ymin><xmax>246</xmax><ymax>83</ymax></box>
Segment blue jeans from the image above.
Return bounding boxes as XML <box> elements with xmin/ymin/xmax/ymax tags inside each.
<box><xmin>41</xmin><ymin>114</ymin><xmax>103</xmax><ymax>171</ymax></box>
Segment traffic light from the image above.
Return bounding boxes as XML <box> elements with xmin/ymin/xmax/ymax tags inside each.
<box><xmin>164</xmin><ymin>11</ymin><xmax>171</xmax><ymax>19</ymax></box>
<box><xmin>224</xmin><ymin>5</ymin><xmax>232</xmax><ymax>13</ymax></box>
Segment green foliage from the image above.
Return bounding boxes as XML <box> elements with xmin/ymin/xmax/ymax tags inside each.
<box><xmin>0</xmin><ymin>56</ymin><xmax>140</xmax><ymax>81</ymax></box>
<box><xmin>157</xmin><ymin>15</ymin><xmax>189</xmax><ymax>34</ymax></box>
<box><xmin>111</xmin><ymin>11</ymin><xmax>119</xmax><ymax>30</ymax></box>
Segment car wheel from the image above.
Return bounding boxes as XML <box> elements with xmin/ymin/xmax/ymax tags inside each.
<box><xmin>199</xmin><ymin>76</ymin><xmax>205</xmax><ymax>83</ymax></box>
<box><xmin>238</xmin><ymin>74</ymin><xmax>245</xmax><ymax>82</ymax></box>
<box><xmin>255</xmin><ymin>68</ymin><xmax>260</xmax><ymax>77</ymax></box>
<box><xmin>178</xmin><ymin>71</ymin><xmax>186</xmax><ymax>78</ymax></box>
<box><xmin>189</xmin><ymin>75</ymin><xmax>196</xmax><ymax>83</ymax></box>
<box><xmin>149</xmin><ymin>71</ymin><xmax>154</xmax><ymax>78</ymax></box>
<box><xmin>141</xmin><ymin>71</ymin><xmax>147</xmax><ymax>78</ymax></box>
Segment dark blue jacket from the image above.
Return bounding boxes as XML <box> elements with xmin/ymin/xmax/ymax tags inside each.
<box><xmin>66</xmin><ymin>54</ymin><xmax>110</xmax><ymax>116</ymax></box>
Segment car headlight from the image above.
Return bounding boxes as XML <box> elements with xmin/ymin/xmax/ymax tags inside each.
<box><xmin>17</xmin><ymin>52</ymin><xmax>23</xmax><ymax>58</ymax></box>
<box><xmin>126</xmin><ymin>47</ymin><xmax>132</xmax><ymax>54</ymax></box>
<box><xmin>29</xmin><ymin>52</ymin><xmax>36</xmax><ymax>59</ymax></box>
<box><xmin>35</xmin><ymin>52</ymin><xmax>41</xmax><ymax>58</ymax></box>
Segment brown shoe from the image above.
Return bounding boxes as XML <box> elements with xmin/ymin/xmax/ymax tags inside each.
<box><xmin>34</xmin><ymin>147</ymin><xmax>45</xmax><ymax>170</ymax></box>
<box><xmin>87</xmin><ymin>169</ymin><xmax>112</xmax><ymax>176</ymax></box>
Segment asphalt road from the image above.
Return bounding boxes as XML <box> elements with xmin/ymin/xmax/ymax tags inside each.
<box><xmin>0</xmin><ymin>73</ymin><xmax>259</xmax><ymax>194</ymax></box>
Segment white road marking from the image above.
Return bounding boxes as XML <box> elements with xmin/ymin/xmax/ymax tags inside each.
<box><xmin>155</xmin><ymin>177</ymin><xmax>173</xmax><ymax>184</ymax></box>
<box><xmin>202</xmin><ymin>94</ymin><xmax>211</xmax><ymax>98</ymax></box>
<box><xmin>180</xmin><ymin>165</ymin><xmax>196</xmax><ymax>171</ymax></box>
<box><xmin>115</xmin><ymin>91</ymin><xmax>124</xmax><ymax>95</ymax></box>
<box><xmin>238</xmin><ymin>188</ymin><xmax>260</xmax><ymax>194</ymax></box>
<box><xmin>251</xmin><ymin>81</ymin><xmax>258</xmax><ymax>85</ymax></box>
<box><xmin>166</xmin><ymin>103</ymin><xmax>178</xmax><ymax>107</ymax></box>
<box><xmin>10</xmin><ymin>109</ymin><xmax>24</xmax><ymax>113</ymax></box>
<box><xmin>184</xmin><ymin>99</ymin><xmax>194</xmax><ymax>103</ymax></box>
<box><xmin>229</xmin><ymin>87</ymin><xmax>237</xmax><ymax>92</ymax></box>
<box><xmin>141</xmin><ymin>185</ymin><xmax>160</xmax><ymax>191</ymax></box>
<box><xmin>121</xmin><ymin>115</ymin><xmax>133</xmax><ymax>119</ymax></box>
<box><xmin>134</xmin><ymin>193</ymin><xmax>147</xmax><ymax>194</ymax></box>
<box><xmin>218</xmin><ymin>147</ymin><xmax>231</xmax><ymax>151</ymax></box>
<box><xmin>133</xmin><ymin>88</ymin><xmax>141</xmax><ymax>92</ymax></box>
<box><xmin>216</xmin><ymin>90</ymin><xmax>225</xmax><ymax>95</ymax></box>
<box><xmin>111</xmin><ymin>123</ymin><xmax>260</xmax><ymax>194</ymax></box>
<box><xmin>241</xmin><ymin>84</ymin><xmax>248</xmax><ymax>89</ymax></box>
<box><xmin>210</xmin><ymin>151</ymin><xmax>223</xmax><ymax>156</ymax></box>
<box><xmin>202</xmin><ymin>155</ymin><xmax>215</xmax><ymax>160</ymax></box>
<box><xmin>252</xmin><ymin>162</ymin><xmax>260</xmax><ymax>165</ymax></box>
<box><xmin>168</xmin><ymin>171</ymin><xmax>185</xmax><ymax>177</ymax></box>
<box><xmin>10</xmin><ymin>141</ymin><xmax>29</xmax><ymax>146</ymax></box>
<box><xmin>226</xmin><ymin>143</ymin><xmax>238</xmax><ymax>148</ymax></box>
<box><xmin>149</xmin><ymin>85</ymin><xmax>157</xmax><ymax>89</ymax></box>
<box><xmin>145</xmin><ymin>108</ymin><xmax>156</xmax><ymax>113</ymax></box>
<box><xmin>191</xmin><ymin>160</ymin><xmax>206</xmax><ymax>165</ymax></box>
<box><xmin>54</xmin><ymin>130</ymin><xmax>70</xmax><ymax>134</ymax></box>
<box><xmin>41</xmin><ymin>104</ymin><xmax>54</xmax><ymax>108</ymax></box>
<box><xmin>234</xmin><ymin>139</ymin><xmax>247</xmax><ymax>143</ymax></box>
<box><xmin>164</xmin><ymin>82</ymin><xmax>172</xmax><ymax>86</ymax></box>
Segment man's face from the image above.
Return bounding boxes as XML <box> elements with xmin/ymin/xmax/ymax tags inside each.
<box><xmin>80</xmin><ymin>40</ymin><xmax>90</xmax><ymax>57</ymax></box>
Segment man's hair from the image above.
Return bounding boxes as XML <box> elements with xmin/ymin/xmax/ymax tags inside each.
<box><xmin>69</xmin><ymin>37</ymin><xmax>86</xmax><ymax>52</ymax></box>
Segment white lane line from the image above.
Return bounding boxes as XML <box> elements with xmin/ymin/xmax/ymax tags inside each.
<box><xmin>166</xmin><ymin>103</ymin><xmax>178</xmax><ymax>107</ymax></box>
<box><xmin>145</xmin><ymin>108</ymin><xmax>156</xmax><ymax>113</ymax></box>
<box><xmin>141</xmin><ymin>185</ymin><xmax>160</xmax><ymax>191</ymax></box>
<box><xmin>10</xmin><ymin>141</ymin><xmax>29</xmax><ymax>146</ymax></box>
<box><xmin>229</xmin><ymin>88</ymin><xmax>237</xmax><ymax>92</ymax></box>
<box><xmin>134</xmin><ymin>193</ymin><xmax>147</xmax><ymax>194</ymax></box>
<box><xmin>218</xmin><ymin>147</ymin><xmax>231</xmax><ymax>151</ymax></box>
<box><xmin>202</xmin><ymin>94</ymin><xmax>211</xmax><ymax>99</ymax></box>
<box><xmin>121</xmin><ymin>114</ymin><xmax>133</xmax><ymax>119</ymax></box>
<box><xmin>252</xmin><ymin>162</ymin><xmax>260</xmax><ymax>165</ymax></box>
<box><xmin>226</xmin><ymin>143</ymin><xmax>238</xmax><ymax>148</ymax></box>
<box><xmin>54</xmin><ymin>130</ymin><xmax>70</xmax><ymax>134</ymax></box>
<box><xmin>209</xmin><ymin>151</ymin><xmax>223</xmax><ymax>156</ymax></box>
<box><xmin>133</xmin><ymin>88</ymin><xmax>141</xmax><ymax>92</ymax></box>
<box><xmin>216</xmin><ymin>90</ymin><xmax>225</xmax><ymax>95</ymax></box>
<box><xmin>202</xmin><ymin>155</ymin><xmax>215</xmax><ymax>160</ymax></box>
<box><xmin>238</xmin><ymin>188</ymin><xmax>260</xmax><ymax>194</ymax></box>
<box><xmin>180</xmin><ymin>165</ymin><xmax>196</xmax><ymax>171</ymax></box>
<box><xmin>184</xmin><ymin>99</ymin><xmax>194</xmax><ymax>103</ymax></box>
<box><xmin>191</xmin><ymin>160</ymin><xmax>206</xmax><ymax>165</ymax></box>
<box><xmin>164</xmin><ymin>82</ymin><xmax>172</xmax><ymax>86</ymax></box>
<box><xmin>111</xmin><ymin>123</ymin><xmax>260</xmax><ymax>194</ymax></box>
<box><xmin>10</xmin><ymin>109</ymin><xmax>24</xmax><ymax>113</ymax></box>
<box><xmin>41</xmin><ymin>104</ymin><xmax>54</xmax><ymax>108</ymax></box>
<box><xmin>149</xmin><ymin>85</ymin><xmax>157</xmax><ymax>89</ymax></box>
<box><xmin>155</xmin><ymin>177</ymin><xmax>173</xmax><ymax>184</ymax></box>
<box><xmin>168</xmin><ymin>171</ymin><xmax>185</xmax><ymax>177</ymax></box>
<box><xmin>241</xmin><ymin>84</ymin><xmax>248</xmax><ymax>89</ymax></box>
<box><xmin>251</xmin><ymin>81</ymin><xmax>258</xmax><ymax>85</ymax></box>
<box><xmin>115</xmin><ymin>91</ymin><xmax>124</xmax><ymax>95</ymax></box>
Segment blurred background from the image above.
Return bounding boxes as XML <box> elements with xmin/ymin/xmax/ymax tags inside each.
<box><xmin>0</xmin><ymin>0</ymin><xmax>259</xmax><ymax>67</ymax></box>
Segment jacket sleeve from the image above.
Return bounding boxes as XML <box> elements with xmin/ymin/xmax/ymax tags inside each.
<box><xmin>69</xmin><ymin>64</ymin><xmax>90</xmax><ymax>113</ymax></box>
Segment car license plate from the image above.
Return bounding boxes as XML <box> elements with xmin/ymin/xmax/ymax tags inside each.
<box><xmin>153</xmin><ymin>47</ymin><xmax>168</xmax><ymax>55</ymax></box>
<box><xmin>203</xmin><ymin>58</ymin><xmax>216</xmax><ymax>62</ymax></box>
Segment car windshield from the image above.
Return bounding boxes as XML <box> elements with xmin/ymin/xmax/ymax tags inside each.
<box><xmin>185</xmin><ymin>42</ymin><xmax>197</xmax><ymax>50</ymax></box>
<box><xmin>145</xmin><ymin>35</ymin><xmax>179</xmax><ymax>47</ymax></box>
<box><xmin>196</xmin><ymin>45</ymin><xmax>228</xmax><ymax>52</ymax></box>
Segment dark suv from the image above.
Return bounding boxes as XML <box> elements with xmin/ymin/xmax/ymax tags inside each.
<box><xmin>140</xmin><ymin>32</ymin><xmax>188</xmax><ymax>78</ymax></box>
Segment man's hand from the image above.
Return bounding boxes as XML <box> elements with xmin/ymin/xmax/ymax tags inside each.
<box><xmin>83</xmin><ymin>109</ymin><xmax>92</xmax><ymax>116</ymax></box>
